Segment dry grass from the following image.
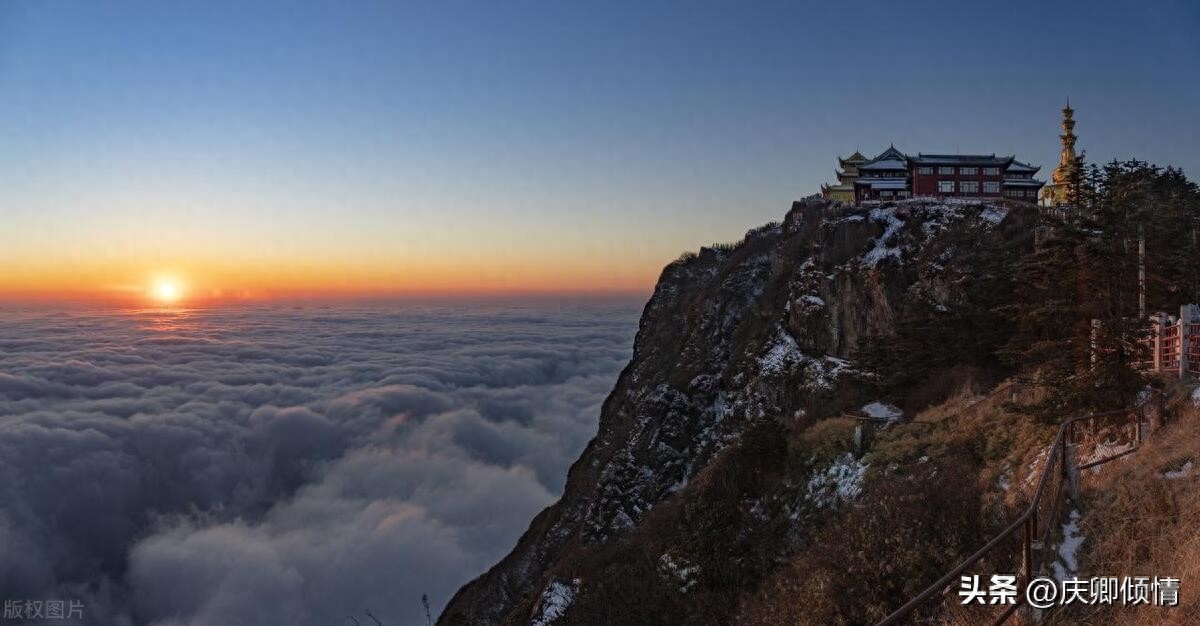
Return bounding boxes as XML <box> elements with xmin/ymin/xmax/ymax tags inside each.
<box><xmin>1056</xmin><ymin>382</ymin><xmax>1200</xmax><ymax>625</ymax></box>
<box><xmin>866</xmin><ymin>378</ymin><xmax>1056</xmax><ymax>497</ymax></box>
<box><xmin>859</xmin><ymin>377</ymin><xmax>1200</xmax><ymax>626</ymax></box>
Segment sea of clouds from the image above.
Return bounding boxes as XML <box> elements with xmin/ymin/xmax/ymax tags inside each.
<box><xmin>0</xmin><ymin>300</ymin><xmax>639</xmax><ymax>625</ymax></box>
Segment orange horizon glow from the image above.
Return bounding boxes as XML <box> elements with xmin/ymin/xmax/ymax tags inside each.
<box><xmin>0</xmin><ymin>202</ymin><xmax>692</xmax><ymax>304</ymax></box>
<box><xmin>0</xmin><ymin>259</ymin><xmax>661</xmax><ymax>304</ymax></box>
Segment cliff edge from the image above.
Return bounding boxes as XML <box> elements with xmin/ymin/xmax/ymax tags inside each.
<box><xmin>440</xmin><ymin>198</ymin><xmax>1036</xmax><ymax>624</ymax></box>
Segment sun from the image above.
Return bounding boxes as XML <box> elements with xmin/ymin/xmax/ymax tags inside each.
<box><xmin>151</xmin><ymin>278</ymin><xmax>184</xmax><ymax>304</ymax></box>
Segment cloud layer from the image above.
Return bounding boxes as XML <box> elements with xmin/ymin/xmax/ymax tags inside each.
<box><xmin>0</xmin><ymin>300</ymin><xmax>637</xmax><ymax>625</ymax></box>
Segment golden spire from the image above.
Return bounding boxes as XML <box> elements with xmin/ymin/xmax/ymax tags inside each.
<box><xmin>1052</xmin><ymin>99</ymin><xmax>1078</xmax><ymax>185</ymax></box>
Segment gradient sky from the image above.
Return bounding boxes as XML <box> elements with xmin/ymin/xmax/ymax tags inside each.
<box><xmin>1</xmin><ymin>0</ymin><xmax>1198</xmax><ymax>300</ymax></box>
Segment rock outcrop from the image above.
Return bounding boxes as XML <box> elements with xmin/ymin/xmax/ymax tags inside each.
<box><xmin>440</xmin><ymin>198</ymin><xmax>1034</xmax><ymax>625</ymax></box>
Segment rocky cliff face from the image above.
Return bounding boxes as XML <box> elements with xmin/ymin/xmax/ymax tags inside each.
<box><xmin>440</xmin><ymin>198</ymin><xmax>1034</xmax><ymax>625</ymax></box>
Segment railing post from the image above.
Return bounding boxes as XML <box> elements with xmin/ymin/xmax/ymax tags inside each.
<box><xmin>1061</xmin><ymin>423</ymin><xmax>1071</xmax><ymax>484</ymax></box>
<box><xmin>1153</xmin><ymin>313</ymin><xmax>1165</xmax><ymax>372</ymax></box>
<box><xmin>1064</xmin><ymin>439</ymin><xmax>1080</xmax><ymax>499</ymax></box>
<box><xmin>1022</xmin><ymin>517</ymin><xmax>1034</xmax><ymax>581</ymax></box>
<box><xmin>1181</xmin><ymin>305</ymin><xmax>1196</xmax><ymax>380</ymax></box>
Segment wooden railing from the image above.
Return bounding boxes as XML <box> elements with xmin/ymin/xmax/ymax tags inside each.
<box><xmin>876</xmin><ymin>406</ymin><xmax>1147</xmax><ymax>626</ymax></box>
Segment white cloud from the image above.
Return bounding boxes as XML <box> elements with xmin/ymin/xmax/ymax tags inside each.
<box><xmin>0</xmin><ymin>301</ymin><xmax>637</xmax><ymax>625</ymax></box>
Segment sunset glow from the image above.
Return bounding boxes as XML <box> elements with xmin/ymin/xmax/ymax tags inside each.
<box><xmin>0</xmin><ymin>254</ymin><xmax>662</xmax><ymax>302</ymax></box>
<box><xmin>1</xmin><ymin>1</ymin><xmax>1196</xmax><ymax>307</ymax></box>
<box><xmin>152</xmin><ymin>279</ymin><xmax>183</xmax><ymax>304</ymax></box>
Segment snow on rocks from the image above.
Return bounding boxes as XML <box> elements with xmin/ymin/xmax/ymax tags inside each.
<box><xmin>758</xmin><ymin>329</ymin><xmax>804</xmax><ymax>376</ymax></box>
<box><xmin>658</xmin><ymin>554</ymin><xmax>701</xmax><ymax>593</ymax></box>
<box><xmin>861</xmin><ymin>401</ymin><xmax>903</xmax><ymax>421</ymax></box>
<box><xmin>1052</xmin><ymin>509</ymin><xmax>1084</xmax><ymax>582</ymax></box>
<box><xmin>979</xmin><ymin>206</ymin><xmax>1009</xmax><ymax>225</ymax></box>
<box><xmin>995</xmin><ymin>463</ymin><xmax>1013</xmax><ymax>492</ymax></box>
<box><xmin>531</xmin><ymin>579</ymin><xmax>581</xmax><ymax>626</ymax></box>
<box><xmin>862</xmin><ymin>207</ymin><xmax>904</xmax><ymax>267</ymax></box>
<box><xmin>787</xmin><ymin>294</ymin><xmax>826</xmax><ymax>315</ymax></box>
<box><xmin>854</xmin><ymin>200</ymin><xmax>1008</xmax><ymax>250</ymax></box>
<box><xmin>757</xmin><ymin>328</ymin><xmax>852</xmax><ymax>389</ymax></box>
<box><xmin>806</xmin><ymin>452</ymin><xmax>868</xmax><ymax>508</ymax></box>
<box><xmin>1162</xmin><ymin>460</ymin><xmax>1194</xmax><ymax>480</ymax></box>
<box><xmin>811</xmin><ymin>356</ymin><xmax>852</xmax><ymax>390</ymax></box>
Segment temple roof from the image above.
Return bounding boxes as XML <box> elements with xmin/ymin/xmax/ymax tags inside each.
<box><xmin>1006</xmin><ymin>159</ymin><xmax>1041</xmax><ymax>173</ymax></box>
<box><xmin>872</xmin><ymin>146</ymin><xmax>907</xmax><ymax>161</ymax></box>
<box><xmin>855</xmin><ymin>145</ymin><xmax>910</xmax><ymax>171</ymax></box>
<box><xmin>839</xmin><ymin>150</ymin><xmax>869</xmax><ymax>164</ymax></box>
<box><xmin>859</xmin><ymin>159</ymin><xmax>908</xmax><ymax>171</ymax></box>
<box><xmin>909</xmin><ymin>153</ymin><xmax>1013</xmax><ymax>166</ymax></box>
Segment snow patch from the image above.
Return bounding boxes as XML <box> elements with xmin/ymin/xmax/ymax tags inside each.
<box><xmin>757</xmin><ymin>329</ymin><xmax>852</xmax><ymax>389</ymax></box>
<box><xmin>1162</xmin><ymin>460</ymin><xmax>1194</xmax><ymax>480</ymax></box>
<box><xmin>1191</xmin><ymin>386</ymin><xmax>1200</xmax><ymax>408</ymax></box>
<box><xmin>810</xmin><ymin>355</ymin><xmax>852</xmax><ymax>390</ymax></box>
<box><xmin>861</xmin><ymin>401</ymin><xmax>903</xmax><ymax>421</ymax></box>
<box><xmin>862</xmin><ymin>207</ymin><xmax>904</xmax><ymax>267</ymax></box>
<box><xmin>996</xmin><ymin>468</ymin><xmax>1012</xmax><ymax>492</ymax></box>
<box><xmin>1052</xmin><ymin>510</ymin><xmax>1084</xmax><ymax>582</ymax></box>
<box><xmin>611</xmin><ymin>509</ymin><xmax>634</xmax><ymax>530</ymax></box>
<box><xmin>758</xmin><ymin>330</ymin><xmax>803</xmax><ymax>376</ymax></box>
<box><xmin>658</xmin><ymin>554</ymin><xmax>700</xmax><ymax>593</ymax></box>
<box><xmin>806</xmin><ymin>453</ymin><xmax>868</xmax><ymax>508</ymax></box>
<box><xmin>531</xmin><ymin>579</ymin><xmax>580</xmax><ymax>626</ymax></box>
<box><xmin>979</xmin><ymin>206</ymin><xmax>1008</xmax><ymax>225</ymax></box>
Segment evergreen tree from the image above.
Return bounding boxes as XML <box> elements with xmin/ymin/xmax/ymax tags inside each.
<box><xmin>1003</xmin><ymin>158</ymin><xmax>1200</xmax><ymax>420</ymax></box>
<box><xmin>999</xmin><ymin>219</ymin><xmax>1093</xmax><ymax>420</ymax></box>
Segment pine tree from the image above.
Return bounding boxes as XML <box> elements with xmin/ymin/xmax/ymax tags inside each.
<box><xmin>999</xmin><ymin>218</ymin><xmax>1092</xmax><ymax>420</ymax></box>
<box><xmin>1003</xmin><ymin>158</ymin><xmax>1199</xmax><ymax>420</ymax></box>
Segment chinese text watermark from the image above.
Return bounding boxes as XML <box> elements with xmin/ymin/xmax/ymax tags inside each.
<box><xmin>3</xmin><ymin>599</ymin><xmax>84</xmax><ymax>621</ymax></box>
<box><xmin>959</xmin><ymin>575</ymin><xmax>1180</xmax><ymax>608</ymax></box>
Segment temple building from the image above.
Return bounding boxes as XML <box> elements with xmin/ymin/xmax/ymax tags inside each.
<box><xmin>854</xmin><ymin>145</ymin><xmax>911</xmax><ymax>200</ymax></box>
<box><xmin>820</xmin><ymin>151</ymin><xmax>868</xmax><ymax>202</ymax></box>
<box><xmin>823</xmin><ymin>146</ymin><xmax>1046</xmax><ymax>202</ymax></box>
<box><xmin>1039</xmin><ymin>101</ymin><xmax>1079</xmax><ymax>206</ymax></box>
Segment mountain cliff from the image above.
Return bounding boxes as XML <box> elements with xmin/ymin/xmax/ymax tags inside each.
<box><xmin>441</xmin><ymin>198</ymin><xmax>1037</xmax><ymax>625</ymax></box>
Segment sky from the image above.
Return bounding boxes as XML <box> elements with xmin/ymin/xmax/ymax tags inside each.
<box><xmin>1</xmin><ymin>0</ymin><xmax>1198</xmax><ymax>300</ymax></box>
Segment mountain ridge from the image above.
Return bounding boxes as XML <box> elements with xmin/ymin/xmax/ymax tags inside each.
<box><xmin>440</xmin><ymin>197</ymin><xmax>1037</xmax><ymax>625</ymax></box>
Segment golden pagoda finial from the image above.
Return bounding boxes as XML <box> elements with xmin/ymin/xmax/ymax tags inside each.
<box><xmin>1041</xmin><ymin>101</ymin><xmax>1081</xmax><ymax>206</ymax></box>
<box><xmin>1052</xmin><ymin>102</ymin><xmax>1079</xmax><ymax>184</ymax></box>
